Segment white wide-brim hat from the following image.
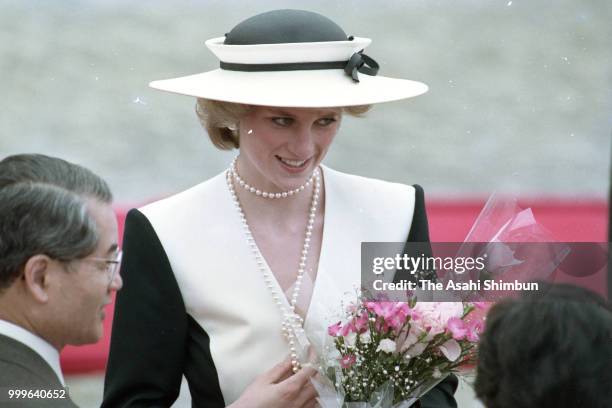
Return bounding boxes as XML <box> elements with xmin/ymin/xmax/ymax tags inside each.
<box><xmin>150</xmin><ymin>10</ymin><xmax>428</xmax><ymax>108</ymax></box>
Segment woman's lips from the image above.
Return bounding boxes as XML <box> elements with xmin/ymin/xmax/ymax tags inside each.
<box><xmin>276</xmin><ymin>155</ymin><xmax>311</xmax><ymax>172</ymax></box>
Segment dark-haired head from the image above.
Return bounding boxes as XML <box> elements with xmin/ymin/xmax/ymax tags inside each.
<box><xmin>0</xmin><ymin>154</ymin><xmax>112</xmax><ymax>289</ymax></box>
<box><xmin>475</xmin><ymin>283</ymin><xmax>612</xmax><ymax>408</ymax></box>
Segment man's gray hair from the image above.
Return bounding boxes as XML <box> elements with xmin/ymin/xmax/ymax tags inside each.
<box><xmin>0</xmin><ymin>154</ymin><xmax>113</xmax><ymax>289</ymax></box>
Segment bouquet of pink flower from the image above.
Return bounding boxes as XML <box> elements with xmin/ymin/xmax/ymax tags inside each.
<box><xmin>312</xmin><ymin>297</ymin><xmax>483</xmax><ymax>407</ymax></box>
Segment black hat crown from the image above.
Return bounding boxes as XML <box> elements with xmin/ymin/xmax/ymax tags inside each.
<box><xmin>224</xmin><ymin>9</ymin><xmax>348</xmax><ymax>45</ymax></box>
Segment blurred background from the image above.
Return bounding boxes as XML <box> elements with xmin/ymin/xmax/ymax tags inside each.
<box><xmin>1</xmin><ymin>0</ymin><xmax>610</xmax><ymax>406</ymax></box>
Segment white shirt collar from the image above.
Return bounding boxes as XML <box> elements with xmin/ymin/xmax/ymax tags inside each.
<box><xmin>0</xmin><ymin>319</ymin><xmax>65</xmax><ymax>386</ymax></box>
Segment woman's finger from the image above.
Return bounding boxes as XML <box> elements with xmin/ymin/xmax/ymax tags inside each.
<box><xmin>261</xmin><ymin>357</ymin><xmax>293</xmax><ymax>383</ymax></box>
<box><xmin>294</xmin><ymin>380</ymin><xmax>318</xmax><ymax>407</ymax></box>
<box><xmin>301</xmin><ymin>395</ymin><xmax>320</xmax><ymax>408</ymax></box>
<box><xmin>289</xmin><ymin>365</ymin><xmax>318</xmax><ymax>386</ymax></box>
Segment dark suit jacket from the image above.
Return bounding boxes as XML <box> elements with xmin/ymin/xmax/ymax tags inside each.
<box><xmin>0</xmin><ymin>334</ymin><xmax>77</xmax><ymax>407</ymax></box>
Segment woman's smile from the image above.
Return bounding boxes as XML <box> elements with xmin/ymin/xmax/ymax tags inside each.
<box><xmin>276</xmin><ymin>155</ymin><xmax>312</xmax><ymax>173</ymax></box>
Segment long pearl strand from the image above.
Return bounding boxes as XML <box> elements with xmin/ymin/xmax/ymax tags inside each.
<box><xmin>226</xmin><ymin>166</ymin><xmax>321</xmax><ymax>373</ymax></box>
<box><xmin>229</xmin><ymin>157</ymin><xmax>315</xmax><ymax>199</ymax></box>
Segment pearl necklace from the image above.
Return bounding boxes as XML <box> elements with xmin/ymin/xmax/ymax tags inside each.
<box><xmin>230</xmin><ymin>157</ymin><xmax>315</xmax><ymax>199</ymax></box>
<box><xmin>226</xmin><ymin>166</ymin><xmax>321</xmax><ymax>373</ymax></box>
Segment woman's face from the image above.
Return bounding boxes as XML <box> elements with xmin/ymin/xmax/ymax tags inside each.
<box><xmin>237</xmin><ymin>106</ymin><xmax>341</xmax><ymax>192</ymax></box>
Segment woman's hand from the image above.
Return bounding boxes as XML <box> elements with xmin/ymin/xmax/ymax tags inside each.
<box><xmin>228</xmin><ymin>358</ymin><xmax>319</xmax><ymax>408</ymax></box>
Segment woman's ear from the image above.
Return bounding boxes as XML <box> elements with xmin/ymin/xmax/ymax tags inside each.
<box><xmin>22</xmin><ymin>255</ymin><xmax>54</xmax><ymax>303</ymax></box>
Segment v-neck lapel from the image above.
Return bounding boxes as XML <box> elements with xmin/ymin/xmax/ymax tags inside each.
<box><xmin>257</xmin><ymin>165</ymin><xmax>350</xmax><ymax>329</ymax></box>
<box><xmin>229</xmin><ymin>166</ymin><xmax>331</xmax><ymax>324</ymax></box>
<box><xmin>303</xmin><ymin>165</ymin><xmax>362</xmax><ymax>350</ymax></box>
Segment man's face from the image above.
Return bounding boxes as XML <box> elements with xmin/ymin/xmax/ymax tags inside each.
<box><xmin>50</xmin><ymin>199</ymin><xmax>122</xmax><ymax>346</ymax></box>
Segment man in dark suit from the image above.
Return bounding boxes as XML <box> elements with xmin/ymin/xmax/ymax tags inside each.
<box><xmin>0</xmin><ymin>154</ymin><xmax>123</xmax><ymax>407</ymax></box>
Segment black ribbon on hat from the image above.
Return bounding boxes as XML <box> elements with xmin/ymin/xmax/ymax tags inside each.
<box><xmin>344</xmin><ymin>51</ymin><xmax>379</xmax><ymax>82</ymax></box>
<box><xmin>219</xmin><ymin>51</ymin><xmax>379</xmax><ymax>83</ymax></box>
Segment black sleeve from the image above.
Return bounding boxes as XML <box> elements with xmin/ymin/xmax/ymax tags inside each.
<box><xmin>406</xmin><ymin>185</ymin><xmax>459</xmax><ymax>408</ymax></box>
<box><xmin>102</xmin><ymin>209</ymin><xmax>188</xmax><ymax>407</ymax></box>
<box><xmin>418</xmin><ymin>374</ymin><xmax>459</xmax><ymax>408</ymax></box>
<box><xmin>394</xmin><ymin>184</ymin><xmax>435</xmax><ymax>284</ymax></box>
<box><xmin>407</xmin><ymin>184</ymin><xmax>432</xmax><ymax>244</ymax></box>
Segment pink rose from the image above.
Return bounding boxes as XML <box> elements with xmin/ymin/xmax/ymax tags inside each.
<box><xmin>413</xmin><ymin>302</ymin><xmax>464</xmax><ymax>335</ymax></box>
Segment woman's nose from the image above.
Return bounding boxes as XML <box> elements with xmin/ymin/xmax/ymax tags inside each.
<box><xmin>288</xmin><ymin>127</ymin><xmax>315</xmax><ymax>157</ymax></box>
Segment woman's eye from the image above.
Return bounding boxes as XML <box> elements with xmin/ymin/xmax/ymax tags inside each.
<box><xmin>317</xmin><ymin>118</ymin><xmax>337</xmax><ymax>126</ymax></box>
<box><xmin>272</xmin><ymin>117</ymin><xmax>293</xmax><ymax>126</ymax></box>
<box><xmin>271</xmin><ymin>117</ymin><xmax>336</xmax><ymax>127</ymax></box>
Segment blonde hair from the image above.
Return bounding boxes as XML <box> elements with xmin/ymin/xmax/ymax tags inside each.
<box><xmin>195</xmin><ymin>99</ymin><xmax>372</xmax><ymax>150</ymax></box>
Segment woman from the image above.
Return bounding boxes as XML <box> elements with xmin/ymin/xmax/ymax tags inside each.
<box><xmin>103</xmin><ymin>9</ymin><xmax>457</xmax><ymax>408</ymax></box>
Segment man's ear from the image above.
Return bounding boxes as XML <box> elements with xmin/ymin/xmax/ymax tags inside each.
<box><xmin>22</xmin><ymin>255</ymin><xmax>54</xmax><ymax>303</ymax></box>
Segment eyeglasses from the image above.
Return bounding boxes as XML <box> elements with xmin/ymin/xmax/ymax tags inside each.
<box><xmin>83</xmin><ymin>250</ymin><xmax>123</xmax><ymax>287</ymax></box>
